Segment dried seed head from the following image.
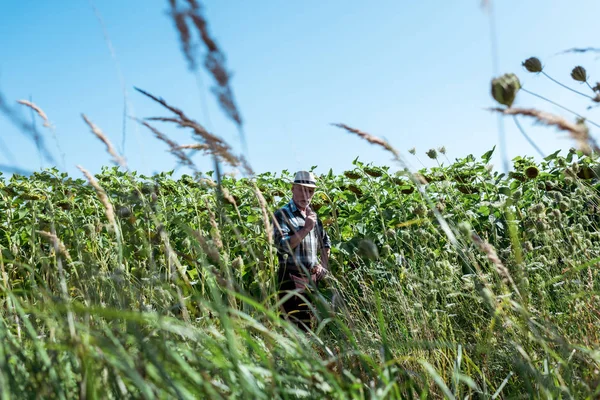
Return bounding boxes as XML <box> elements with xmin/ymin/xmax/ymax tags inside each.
<box><xmin>571</xmin><ymin>66</ymin><xmax>588</xmax><ymax>82</ymax></box>
<box><xmin>522</xmin><ymin>57</ymin><xmax>543</xmax><ymax>73</ymax></box>
<box><xmin>552</xmin><ymin>209</ymin><xmax>562</xmax><ymax>221</ymax></box>
<box><xmin>414</xmin><ymin>204</ymin><xmax>427</xmax><ymax>216</ymax></box>
<box><xmin>426</xmin><ymin>149</ymin><xmax>438</xmax><ymax>159</ymax></box>
<box><xmin>408</xmin><ymin>147</ymin><xmax>416</xmax><ymax>155</ymax></box>
<box><xmin>530</xmin><ymin>203</ymin><xmax>546</xmax><ymax>215</ymax></box>
<box><xmin>523</xmin><ymin>241</ymin><xmax>533</xmax><ymax>252</ymax></box>
<box><xmin>491</xmin><ymin>73</ymin><xmax>521</xmax><ymax>107</ymax></box>
<box><xmin>344</xmin><ymin>170</ymin><xmax>362</xmax><ymax>179</ymax></box>
<box><xmin>553</xmin><ymin>192</ymin><xmax>564</xmax><ymax>202</ymax></box>
<box><xmin>438</xmin><ymin>146</ymin><xmax>447</xmax><ymax>155</ymax></box>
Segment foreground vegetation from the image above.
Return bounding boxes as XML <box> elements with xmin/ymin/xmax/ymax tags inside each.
<box><xmin>1</xmin><ymin>146</ymin><xmax>599</xmax><ymax>398</ymax></box>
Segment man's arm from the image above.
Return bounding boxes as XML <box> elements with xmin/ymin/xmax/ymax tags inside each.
<box><xmin>320</xmin><ymin>247</ymin><xmax>330</xmax><ymax>269</ymax></box>
<box><xmin>273</xmin><ymin>209</ymin><xmax>316</xmax><ymax>254</ymax></box>
<box><xmin>318</xmin><ymin>218</ymin><xmax>331</xmax><ymax>270</ymax></box>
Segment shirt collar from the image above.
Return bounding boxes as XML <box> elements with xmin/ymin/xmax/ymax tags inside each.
<box><xmin>288</xmin><ymin>199</ymin><xmax>299</xmax><ymax>213</ymax></box>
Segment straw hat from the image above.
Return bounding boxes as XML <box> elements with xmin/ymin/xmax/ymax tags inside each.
<box><xmin>293</xmin><ymin>171</ymin><xmax>317</xmax><ymax>188</ymax></box>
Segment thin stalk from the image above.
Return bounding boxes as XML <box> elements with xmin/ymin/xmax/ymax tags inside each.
<box><xmin>512</xmin><ymin>116</ymin><xmax>546</xmax><ymax>158</ymax></box>
<box><xmin>521</xmin><ymin>87</ymin><xmax>600</xmax><ymax>130</ymax></box>
<box><xmin>541</xmin><ymin>71</ymin><xmax>595</xmax><ymax>100</ymax></box>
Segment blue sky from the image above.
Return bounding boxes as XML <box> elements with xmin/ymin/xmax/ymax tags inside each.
<box><xmin>1</xmin><ymin>1</ymin><xmax>600</xmax><ymax>178</ymax></box>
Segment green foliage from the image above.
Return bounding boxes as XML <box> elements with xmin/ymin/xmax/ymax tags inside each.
<box><xmin>0</xmin><ymin>151</ymin><xmax>600</xmax><ymax>398</ymax></box>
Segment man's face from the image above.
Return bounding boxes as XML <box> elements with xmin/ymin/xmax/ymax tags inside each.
<box><xmin>292</xmin><ymin>184</ymin><xmax>315</xmax><ymax>210</ymax></box>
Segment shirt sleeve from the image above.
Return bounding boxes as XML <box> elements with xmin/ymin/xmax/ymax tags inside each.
<box><xmin>273</xmin><ymin>209</ymin><xmax>293</xmax><ymax>256</ymax></box>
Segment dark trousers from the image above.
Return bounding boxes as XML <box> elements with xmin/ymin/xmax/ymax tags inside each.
<box><xmin>277</xmin><ymin>265</ymin><xmax>314</xmax><ymax>331</ymax></box>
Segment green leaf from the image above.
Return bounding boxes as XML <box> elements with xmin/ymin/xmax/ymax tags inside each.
<box><xmin>481</xmin><ymin>146</ymin><xmax>496</xmax><ymax>163</ymax></box>
<box><xmin>498</xmin><ymin>186</ymin><xmax>511</xmax><ymax>196</ymax></box>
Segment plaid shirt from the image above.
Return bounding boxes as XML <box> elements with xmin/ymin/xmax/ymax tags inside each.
<box><xmin>273</xmin><ymin>200</ymin><xmax>331</xmax><ymax>271</ymax></box>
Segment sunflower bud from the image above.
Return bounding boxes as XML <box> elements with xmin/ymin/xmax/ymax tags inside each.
<box><xmin>491</xmin><ymin>73</ymin><xmax>521</xmax><ymax>107</ymax></box>
<box><xmin>525</xmin><ymin>166</ymin><xmax>539</xmax><ymax>179</ymax></box>
<box><xmin>571</xmin><ymin>66</ymin><xmax>587</xmax><ymax>83</ymax></box>
<box><xmin>522</xmin><ymin>57</ymin><xmax>543</xmax><ymax>73</ymax></box>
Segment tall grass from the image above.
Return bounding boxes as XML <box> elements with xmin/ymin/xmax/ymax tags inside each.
<box><xmin>1</xmin><ymin>2</ymin><xmax>600</xmax><ymax>398</ymax></box>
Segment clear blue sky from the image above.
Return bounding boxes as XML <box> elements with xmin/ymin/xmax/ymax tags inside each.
<box><xmin>1</xmin><ymin>1</ymin><xmax>599</xmax><ymax>178</ymax></box>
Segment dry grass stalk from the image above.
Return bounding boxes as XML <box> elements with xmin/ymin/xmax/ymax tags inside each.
<box><xmin>17</xmin><ymin>100</ymin><xmax>51</xmax><ymax>128</ymax></box>
<box><xmin>168</xmin><ymin>0</ymin><xmax>196</xmax><ymax>70</ymax></box>
<box><xmin>204</xmin><ymin>199</ymin><xmax>223</xmax><ymax>249</ymax></box>
<box><xmin>332</xmin><ymin>123</ymin><xmax>400</xmax><ymax>160</ymax></box>
<box><xmin>173</xmin><ymin>143</ymin><xmax>210</xmax><ymax>151</ymax></box>
<box><xmin>471</xmin><ymin>232</ymin><xmax>521</xmax><ymax>298</ymax></box>
<box><xmin>136</xmin><ymin>119</ymin><xmax>196</xmax><ymax>170</ymax></box>
<box><xmin>168</xmin><ymin>0</ymin><xmax>246</xmax><ymax>152</ymax></box>
<box><xmin>199</xmin><ymin>178</ymin><xmax>216</xmax><ymax>187</ymax></box>
<box><xmin>251</xmin><ymin>182</ymin><xmax>273</xmax><ymax>243</ymax></box>
<box><xmin>221</xmin><ymin>187</ymin><xmax>242</xmax><ymax>220</ymax></box>
<box><xmin>136</xmin><ymin>87</ymin><xmax>253</xmax><ymax>175</ymax></box>
<box><xmin>157</xmin><ymin>226</ymin><xmax>191</xmax><ymax>288</ymax></box>
<box><xmin>490</xmin><ymin>107</ymin><xmax>600</xmax><ymax>155</ymax></box>
<box><xmin>0</xmin><ymin>92</ymin><xmax>55</xmax><ymax>165</ymax></box>
<box><xmin>82</xmin><ymin>114</ymin><xmax>127</xmax><ymax>167</ymax></box>
<box><xmin>77</xmin><ymin>165</ymin><xmax>116</xmax><ymax>228</ymax></box>
<box><xmin>36</xmin><ymin>230</ymin><xmax>72</xmax><ymax>262</ymax></box>
<box><xmin>189</xmin><ymin>229</ymin><xmax>221</xmax><ymax>264</ymax></box>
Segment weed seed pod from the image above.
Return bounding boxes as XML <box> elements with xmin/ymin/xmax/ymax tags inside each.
<box><xmin>535</xmin><ymin>219</ymin><xmax>549</xmax><ymax>232</ymax></box>
<box><xmin>551</xmin><ymin>209</ymin><xmax>562</xmax><ymax>221</ymax></box>
<box><xmin>522</xmin><ymin>57</ymin><xmax>543</xmax><ymax>73</ymax></box>
<box><xmin>559</xmin><ymin>200</ymin><xmax>570</xmax><ymax>212</ymax></box>
<box><xmin>414</xmin><ymin>204</ymin><xmax>427</xmax><ymax>216</ymax></box>
<box><xmin>553</xmin><ymin>192</ymin><xmax>564</xmax><ymax>202</ymax></box>
<box><xmin>491</xmin><ymin>73</ymin><xmax>521</xmax><ymax>107</ymax></box>
<box><xmin>529</xmin><ymin>203</ymin><xmax>545</xmax><ymax>215</ymax></box>
<box><xmin>426</xmin><ymin>149</ymin><xmax>437</xmax><ymax>159</ymax></box>
<box><xmin>523</xmin><ymin>241</ymin><xmax>534</xmax><ymax>252</ymax></box>
<box><xmin>571</xmin><ymin>66</ymin><xmax>588</xmax><ymax>82</ymax></box>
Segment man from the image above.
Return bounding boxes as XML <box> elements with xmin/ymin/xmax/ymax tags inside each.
<box><xmin>273</xmin><ymin>171</ymin><xmax>331</xmax><ymax>330</ymax></box>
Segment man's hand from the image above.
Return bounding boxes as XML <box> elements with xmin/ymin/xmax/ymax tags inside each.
<box><xmin>304</xmin><ymin>208</ymin><xmax>317</xmax><ymax>232</ymax></box>
<box><xmin>314</xmin><ymin>264</ymin><xmax>328</xmax><ymax>281</ymax></box>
